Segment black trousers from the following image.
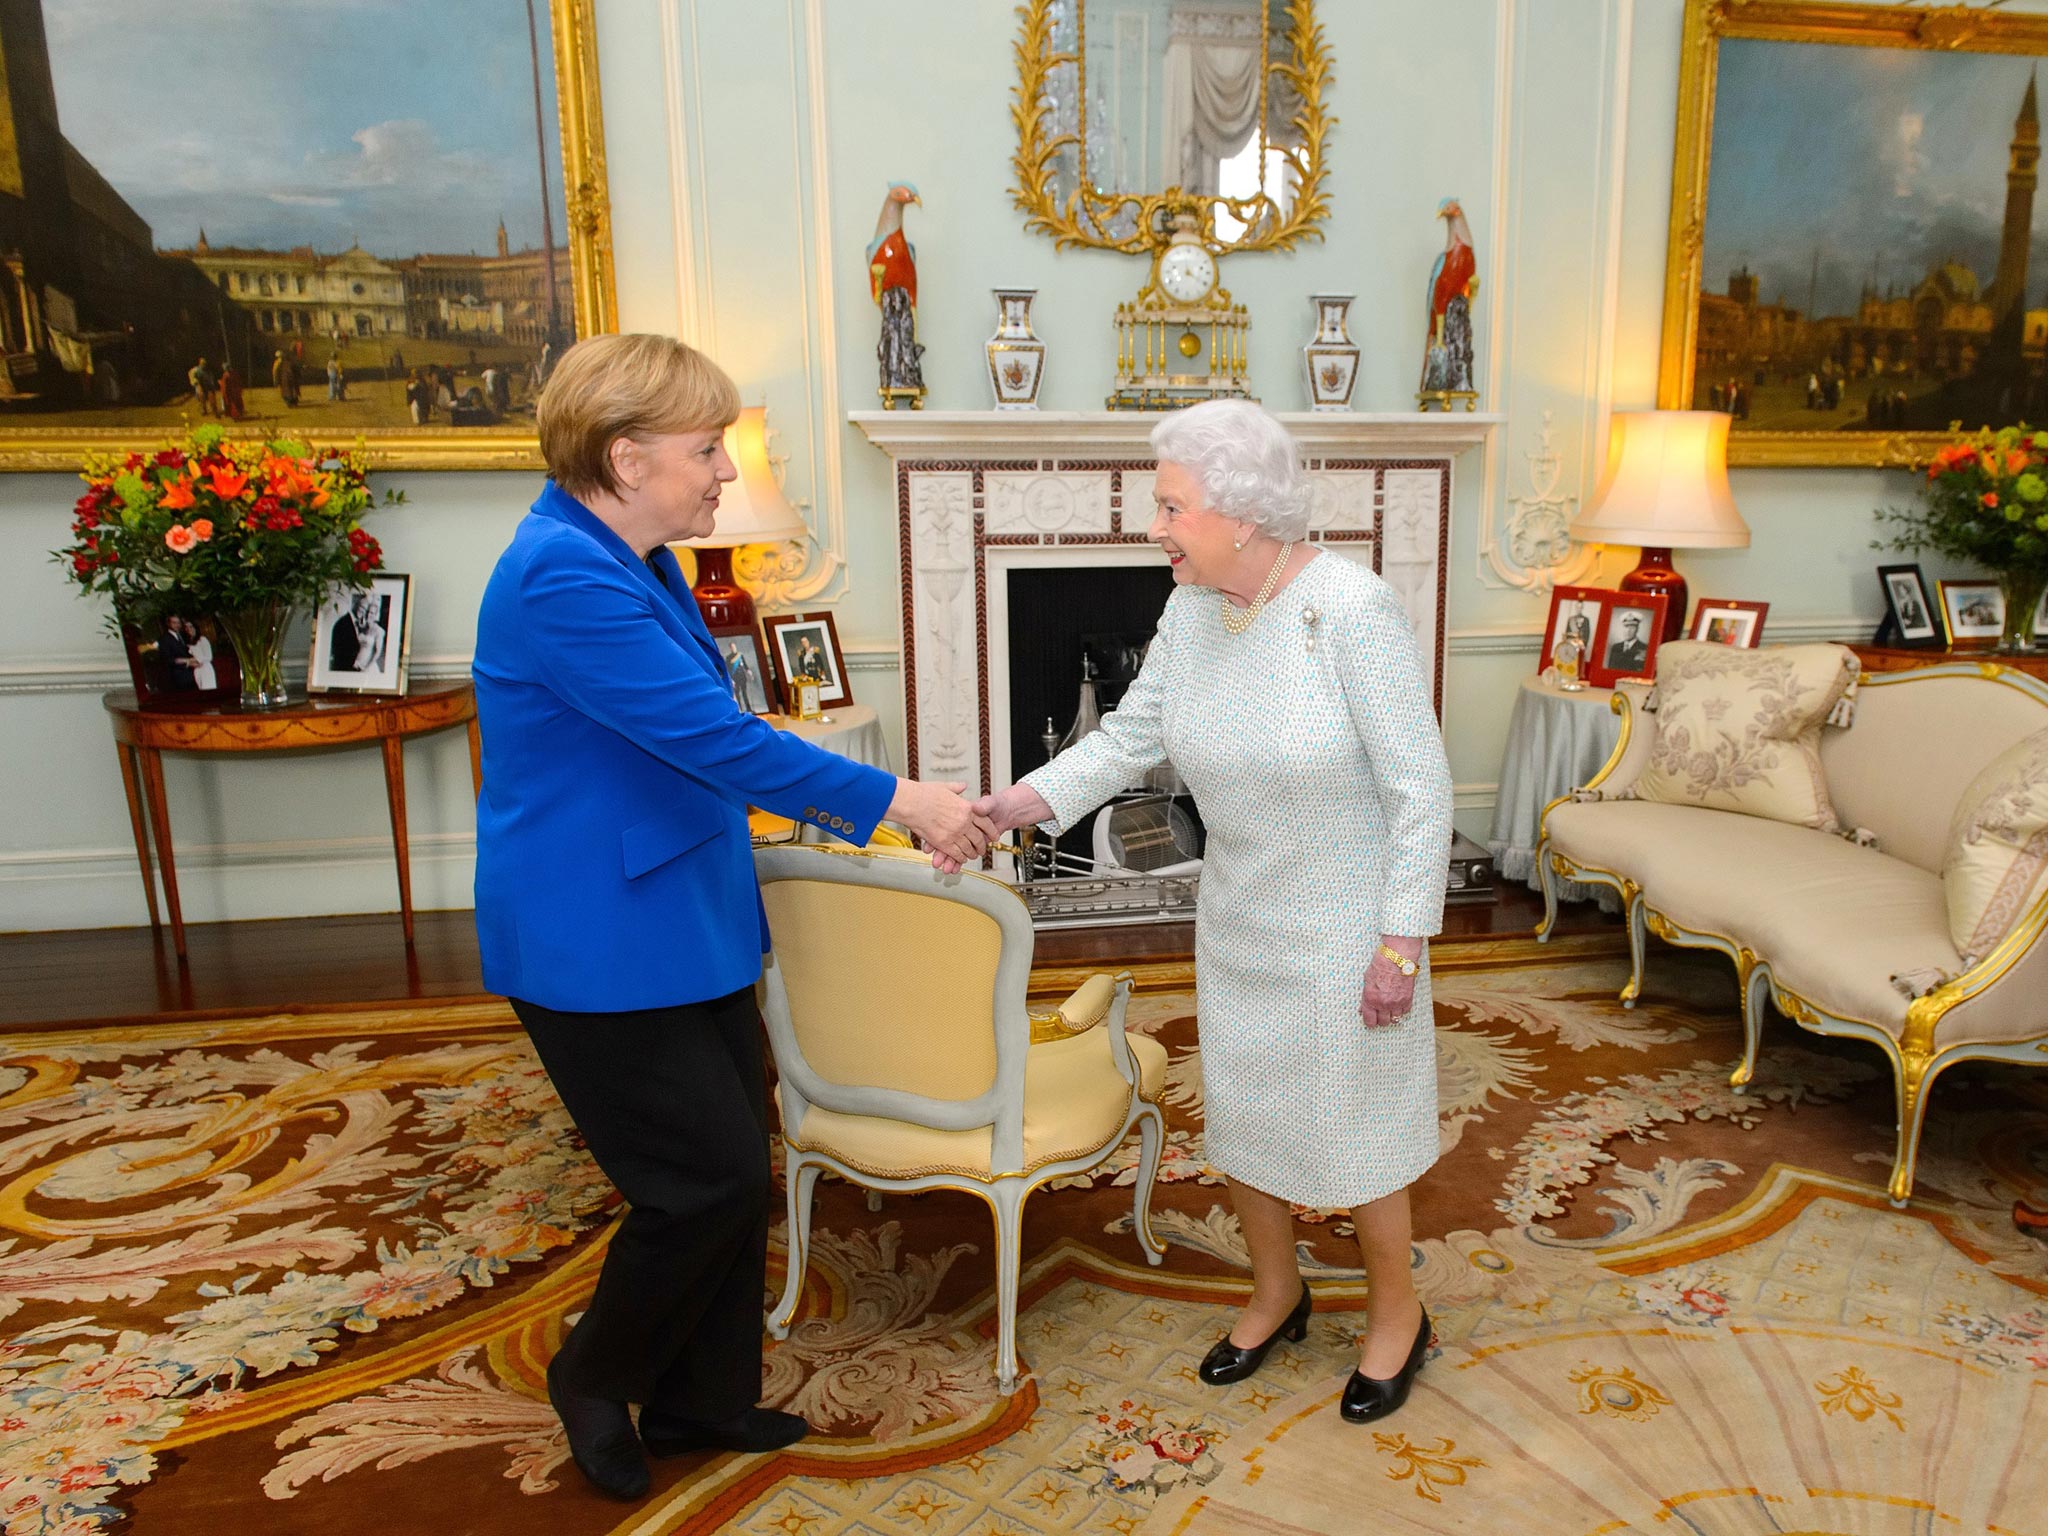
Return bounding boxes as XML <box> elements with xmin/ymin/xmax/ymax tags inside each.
<box><xmin>513</xmin><ymin>987</ymin><xmax>771</xmax><ymax>1417</ymax></box>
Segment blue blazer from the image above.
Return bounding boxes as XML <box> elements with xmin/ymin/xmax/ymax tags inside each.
<box><xmin>472</xmin><ymin>481</ymin><xmax>896</xmax><ymax>1012</ymax></box>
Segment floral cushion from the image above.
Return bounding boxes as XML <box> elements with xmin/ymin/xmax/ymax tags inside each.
<box><xmin>1633</xmin><ymin>641</ymin><xmax>1860</xmax><ymax>832</ymax></box>
<box><xmin>1944</xmin><ymin>725</ymin><xmax>2048</xmax><ymax>967</ymax></box>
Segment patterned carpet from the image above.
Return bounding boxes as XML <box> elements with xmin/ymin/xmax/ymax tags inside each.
<box><xmin>0</xmin><ymin>932</ymin><xmax>2041</xmax><ymax>1535</ymax></box>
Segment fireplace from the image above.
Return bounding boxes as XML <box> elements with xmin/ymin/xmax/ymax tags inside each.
<box><xmin>850</xmin><ymin>410</ymin><xmax>1496</xmax><ymax>804</ymax></box>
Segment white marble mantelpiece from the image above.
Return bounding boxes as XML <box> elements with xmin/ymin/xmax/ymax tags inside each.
<box><xmin>851</xmin><ymin>410</ymin><xmax>1497</xmax><ymax>793</ymax></box>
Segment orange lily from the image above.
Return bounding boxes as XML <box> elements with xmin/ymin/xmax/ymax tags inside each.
<box><xmin>206</xmin><ymin>465</ymin><xmax>249</xmax><ymax>500</ymax></box>
<box><xmin>159</xmin><ymin>479</ymin><xmax>196</xmax><ymax>511</ymax></box>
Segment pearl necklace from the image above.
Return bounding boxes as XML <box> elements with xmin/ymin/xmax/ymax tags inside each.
<box><xmin>1220</xmin><ymin>542</ymin><xmax>1295</xmax><ymax>634</ymax></box>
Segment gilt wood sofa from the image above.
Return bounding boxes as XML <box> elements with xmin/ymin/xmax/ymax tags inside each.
<box><xmin>1535</xmin><ymin>659</ymin><xmax>2048</xmax><ymax>1204</ymax></box>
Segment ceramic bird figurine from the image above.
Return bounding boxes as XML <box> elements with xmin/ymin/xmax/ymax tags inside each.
<box><xmin>868</xmin><ymin>181</ymin><xmax>926</xmax><ymax>409</ymax></box>
<box><xmin>1418</xmin><ymin>196</ymin><xmax>1478</xmax><ymax>408</ymax></box>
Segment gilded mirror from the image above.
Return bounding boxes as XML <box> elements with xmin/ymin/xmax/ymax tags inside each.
<box><xmin>1012</xmin><ymin>0</ymin><xmax>1333</xmax><ymax>253</ymax></box>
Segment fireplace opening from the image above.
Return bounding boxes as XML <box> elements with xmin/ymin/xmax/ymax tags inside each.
<box><xmin>1005</xmin><ymin>564</ymin><xmax>1205</xmax><ymax>869</ymax></box>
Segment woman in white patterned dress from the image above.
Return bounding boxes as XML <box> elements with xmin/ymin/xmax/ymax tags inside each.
<box><xmin>970</xmin><ymin>400</ymin><xmax>1453</xmax><ymax>1423</ymax></box>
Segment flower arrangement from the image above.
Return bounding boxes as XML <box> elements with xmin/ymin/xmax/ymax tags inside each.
<box><xmin>53</xmin><ymin>424</ymin><xmax>401</xmax><ymax>702</ymax></box>
<box><xmin>1877</xmin><ymin>424</ymin><xmax>2048</xmax><ymax>648</ymax></box>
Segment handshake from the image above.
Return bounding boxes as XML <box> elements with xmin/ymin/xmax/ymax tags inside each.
<box><xmin>886</xmin><ymin>779</ymin><xmax>1056</xmax><ymax>874</ymax></box>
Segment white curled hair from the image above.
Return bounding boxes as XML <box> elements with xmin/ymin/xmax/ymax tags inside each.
<box><xmin>1148</xmin><ymin>399</ymin><xmax>1313</xmax><ymax>542</ymax></box>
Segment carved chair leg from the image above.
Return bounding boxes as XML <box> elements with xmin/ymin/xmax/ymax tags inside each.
<box><xmin>1887</xmin><ymin>1049</ymin><xmax>1944</xmax><ymax>1209</ymax></box>
<box><xmin>1130</xmin><ymin>1105</ymin><xmax>1166</xmax><ymax>1266</ymax></box>
<box><xmin>1731</xmin><ymin>956</ymin><xmax>1769</xmax><ymax>1089</ymax></box>
<box><xmin>1619</xmin><ymin>889</ymin><xmax>1647</xmax><ymax>1009</ymax></box>
<box><xmin>1534</xmin><ymin>843</ymin><xmax>1559</xmax><ymax>943</ymax></box>
<box><xmin>768</xmin><ymin>1161</ymin><xmax>821</xmax><ymax>1339</ymax></box>
<box><xmin>990</xmin><ymin>1183</ymin><xmax>1029</xmax><ymax>1395</ymax></box>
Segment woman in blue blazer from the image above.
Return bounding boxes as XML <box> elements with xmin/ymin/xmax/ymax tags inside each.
<box><xmin>474</xmin><ymin>334</ymin><xmax>989</xmax><ymax>1500</ymax></box>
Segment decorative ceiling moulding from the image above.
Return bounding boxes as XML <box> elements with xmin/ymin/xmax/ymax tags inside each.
<box><xmin>658</xmin><ymin>0</ymin><xmax>847</xmax><ymax>609</ymax></box>
<box><xmin>1660</xmin><ymin>0</ymin><xmax>2048</xmax><ymax>468</ymax></box>
<box><xmin>1478</xmin><ymin>0</ymin><xmax>1634</xmax><ymax>591</ymax></box>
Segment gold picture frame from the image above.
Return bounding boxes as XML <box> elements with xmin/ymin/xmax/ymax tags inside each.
<box><xmin>1010</xmin><ymin>0</ymin><xmax>1334</xmax><ymax>258</ymax></box>
<box><xmin>1659</xmin><ymin>0</ymin><xmax>2048</xmax><ymax>468</ymax></box>
<box><xmin>0</xmin><ymin>0</ymin><xmax>614</xmax><ymax>473</ymax></box>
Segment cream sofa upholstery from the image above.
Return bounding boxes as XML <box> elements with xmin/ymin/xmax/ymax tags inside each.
<box><xmin>1536</xmin><ymin>661</ymin><xmax>2048</xmax><ymax>1205</ymax></box>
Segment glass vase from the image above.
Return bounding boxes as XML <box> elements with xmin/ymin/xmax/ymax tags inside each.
<box><xmin>1998</xmin><ymin>569</ymin><xmax>2047</xmax><ymax>655</ymax></box>
<box><xmin>215</xmin><ymin>601</ymin><xmax>299</xmax><ymax>709</ymax></box>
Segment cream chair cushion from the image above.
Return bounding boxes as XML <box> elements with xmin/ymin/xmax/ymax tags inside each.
<box><xmin>1944</xmin><ymin>724</ymin><xmax>2048</xmax><ymax>966</ymax></box>
<box><xmin>1632</xmin><ymin>641</ymin><xmax>1858</xmax><ymax>832</ymax></box>
<box><xmin>782</xmin><ymin>1026</ymin><xmax>1167</xmax><ymax>1181</ymax></box>
<box><xmin>1545</xmin><ymin>798</ymin><xmax>1960</xmax><ymax>1033</ymax></box>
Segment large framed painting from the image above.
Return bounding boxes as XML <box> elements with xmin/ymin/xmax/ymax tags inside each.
<box><xmin>0</xmin><ymin>0</ymin><xmax>614</xmax><ymax>472</ymax></box>
<box><xmin>1660</xmin><ymin>1</ymin><xmax>2048</xmax><ymax>467</ymax></box>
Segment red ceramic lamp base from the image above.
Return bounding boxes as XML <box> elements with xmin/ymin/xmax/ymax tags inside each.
<box><xmin>1619</xmin><ymin>547</ymin><xmax>1687</xmax><ymax>642</ymax></box>
<box><xmin>689</xmin><ymin>545</ymin><xmax>756</xmax><ymax>631</ymax></box>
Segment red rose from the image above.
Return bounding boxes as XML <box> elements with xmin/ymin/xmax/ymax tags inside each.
<box><xmin>72</xmin><ymin>554</ymin><xmax>93</xmax><ymax>574</ymax></box>
<box><xmin>1983</xmin><ymin>492</ymin><xmax>2001</xmax><ymax>508</ymax></box>
<box><xmin>154</xmin><ymin>449</ymin><xmax>185</xmax><ymax>468</ymax></box>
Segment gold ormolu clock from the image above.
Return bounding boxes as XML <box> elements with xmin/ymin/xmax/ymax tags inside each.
<box><xmin>1108</xmin><ymin>204</ymin><xmax>1251</xmax><ymax>410</ymax></box>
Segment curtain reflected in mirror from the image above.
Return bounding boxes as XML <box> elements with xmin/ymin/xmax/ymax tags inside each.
<box><xmin>1021</xmin><ymin>0</ymin><xmax>1325</xmax><ymax>253</ymax></box>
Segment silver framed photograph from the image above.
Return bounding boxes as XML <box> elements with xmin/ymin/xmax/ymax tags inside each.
<box><xmin>308</xmin><ymin>573</ymin><xmax>413</xmax><ymax>695</ymax></box>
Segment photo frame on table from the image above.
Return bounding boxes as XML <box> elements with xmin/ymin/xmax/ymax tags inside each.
<box><xmin>1656</xmin><ymin>0</ymin><xmax>2048</xmax><ymax>468</ymax></box>
<box><xmin>1876</xmin><ymin>564</ymin><xmax>1942</xmax><ymax>649</ymax></box>
<box><xmin>0</xmin><ymin>0</ymin><xmax>614</xmax><ymax>473</ymax></box>
<box><xmin>710</xmin><ymin>624</ymin><xmax>776</xmax><ymax>716</ymax></box>
<box><xmin>1688</xmin><ymin>597</ymin><xmax>1769</xmax><ymax>648</ymax></box>
<box><xmin>122</xmin><ymin>613</ymin><xmax>242</xmax><ymax>706</ymax></box>
<box><xmin>309</xmin><ymin>573</ymin><xmax>413</xmax><ymax>695</ymax></box>
<box><xmin>1587</xmin><ymin>592</ymin><xmax>1670</xmax><ymax>688</ymax></box>
<box><xmin>2036</xmin><ymin>587</ymin><xmax>2048</xmax><ymax>644</ymax></box>
<box><xmin>763</xmin><ymin>612</ymin><xmax>852</xmax><ymax>712</ymax></box>
<box><xmin>1937</xmin><ymin>579</ymin><xmax>2005</xmax><ymax>649</ymax></box>
<box><xmin>1538</xmin><ymin>585</ymin><xmax>1611</xmax><ymax>674</ymax></box>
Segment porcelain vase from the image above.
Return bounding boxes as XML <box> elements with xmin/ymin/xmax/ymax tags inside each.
<box><xmin>1303</xmin><ymin>293</ymin><xmax>1358</xmax><ymax>412</ymax></box>
<box><xmin>986</xmin><ymin>288</ymin><xmax>1046</xmax><ymax>410</ymax></box>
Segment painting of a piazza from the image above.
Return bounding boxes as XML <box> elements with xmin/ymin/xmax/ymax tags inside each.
<box><xmin>0</xmin><ymin>0</ymin><xmax>576</xmax><ymax>432</ymax></box>
<box><xmin>1694</xmin><ymin>38</ymin><xmax>2048</xmax><ymax>434</ymax></box>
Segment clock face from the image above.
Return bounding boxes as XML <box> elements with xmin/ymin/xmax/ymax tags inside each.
<box><xmin>1158</xmin><ymin>242</ymin><xmax>1217</xmax><ymax>303</ymax></box>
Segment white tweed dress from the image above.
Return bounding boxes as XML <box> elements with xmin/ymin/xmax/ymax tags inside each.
<box><xmin>1023</xmin><ymin>555</ymin><xmax>1453</xmax><ymax>1207</ymax></box>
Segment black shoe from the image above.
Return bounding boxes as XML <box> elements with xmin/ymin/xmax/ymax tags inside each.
<box><xmin>546</xmin><ymin>1355</ymin><xmax>649</xmax><ymax>1500</ymax></box>
<box><xmin>640</xmin><ymin>1405</ymin><xmax>811</xmax><ymax>1458</ymax></box>
<box><xmin>1339</xmin><ymin>1305</ymin><xmax>1432</xmax><ymax>1424</ymax></box>
<box><xmin>1198</xmin><ymin>1283</ymin><xmax>1312</xmax><ymax>1386</ymax></box>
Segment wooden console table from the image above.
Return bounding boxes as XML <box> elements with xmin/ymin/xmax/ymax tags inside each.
<box><xmin>1850</xmin><ymin>643</ymin><xmax>2048</xmax><ymax>681</ymax></box>
<box><xmin>104</xmin><ymin>682</ymin><xmax>480</xmax><ymax>958</ymax></box>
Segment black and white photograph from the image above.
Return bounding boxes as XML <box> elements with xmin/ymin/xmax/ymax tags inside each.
<box><xmin>1538</xmin><ymin>585</ymin><xmax>1610</xmax><ymax>674</ymax></box>
<box><xmin>763</xmin><ymin>611</ymin><xmax>852</xmax><ymax>712</ymax></box>
<box><xmin>1601</xmin><ymin>605</ymin><xmax>1656</xmax><ymax>672</ymax></box>
<box><xmin>713</xmin><ymin>626</ymin><xmax>775</xmax><ymax>716</ymax></box>
<box><xmin>1879</xmin><ymin>564</ymin><xmax>1941</xmax><ymax>647</ymax></box>
<box><xmin>2036</xmin><ymin>586</ymin><xmax>2048</xmax><ymax>643</ymax></box>
<box><xmin>308</xmin><ymin>573</ymin><xmax>413</xmax><ymax>695</ymax></box>
<box><xmin>1938</xmin><ymin>579</ymin><xmax>2006</xmax><ymax>648</ymax></box>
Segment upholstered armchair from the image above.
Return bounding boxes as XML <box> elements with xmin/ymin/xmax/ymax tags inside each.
<box><xmin>754</xmin><ymin>844</ymin><xmax>1168</xmax><ymax>1394</ymax></box>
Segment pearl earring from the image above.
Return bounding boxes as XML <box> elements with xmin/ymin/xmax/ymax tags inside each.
<box><xmin>1233</xmin><ymin>538</ymin><xmax>1244</xmax><ymax>550</ymax></box>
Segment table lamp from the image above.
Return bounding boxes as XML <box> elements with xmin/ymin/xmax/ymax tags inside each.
<box><xmin>1569</xmin><ymin>410</ymin><xmax>1749</xmax><ymax>641</ymax></box>
<box><xmin>674</xmin><ymin>405</ymin><xmax>808</xmax><ymax>630</ymax></box>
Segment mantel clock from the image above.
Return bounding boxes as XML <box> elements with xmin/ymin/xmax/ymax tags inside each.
<box><xmin>1109</xmin><ymin>208</ymin><xmax>1251</xmax><ymax>410</ymax></box>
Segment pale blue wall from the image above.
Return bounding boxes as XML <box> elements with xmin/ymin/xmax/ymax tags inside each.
<box><xmin>0</xmin><ymin>0</ymin><xmax>1961</xmax><ymax>930</ymax></box>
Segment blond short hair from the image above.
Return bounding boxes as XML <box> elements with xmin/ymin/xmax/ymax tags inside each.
<box><xmin>536</xmin><ymin>333</ymin><xmax>741</xmax><ymax>498</ymax></box>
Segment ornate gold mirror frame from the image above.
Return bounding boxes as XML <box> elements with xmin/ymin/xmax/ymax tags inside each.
<box><xmin>1010</xmin><ymin>0</ymin><xmax>1333</xmax><ymax>255</ymax></box>
<box><xmin>1659</xmin><ymin>0</ymin><xmax>2048</xmax><ymax>468</ymax></box>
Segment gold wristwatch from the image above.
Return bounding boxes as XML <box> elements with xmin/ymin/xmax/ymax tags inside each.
<box><xmin>1377</xmin><ymin>943</ymin><xmax>1418</xmax><ymax>977</ymax></box>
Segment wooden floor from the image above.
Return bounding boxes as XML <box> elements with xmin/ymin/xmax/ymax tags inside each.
<box><xmin>0</xmin><ymin>882</ymin><xmax>1615</xmax><ymax>1031</ymax></box>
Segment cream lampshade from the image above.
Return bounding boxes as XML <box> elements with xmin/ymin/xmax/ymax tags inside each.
<box><xmin>673</xmin><ymin>405</ymin><xmax>808</xmax><ymax>630</ymax></box>
<box><xmin>1569</xmin><ymin>410</ymin><xmax>1750</xmax><ymax>641</ymax></box>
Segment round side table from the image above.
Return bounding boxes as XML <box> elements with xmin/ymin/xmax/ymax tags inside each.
<box><xmin>1486</xmin><ymin>674</ymin><xmax>1624</xmax><ymax>906</ymax></box>
<box><xmin>104</xmin><ymin>681</ymin><xmax>480</xmax><ymax>958</ymax></box>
